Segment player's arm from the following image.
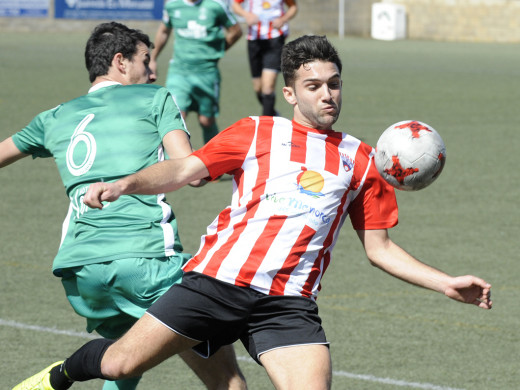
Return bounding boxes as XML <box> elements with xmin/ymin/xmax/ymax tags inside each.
<box><xmin>224</xmin><ymin>23</ymin><xmax>243</xmax><ymax>50</ymax></box>
<box><xmin>150</xmin><ymin>23</ymin><xmax>172</xmax><ymax>75</ymax></box>
<box><xmin>356</xmin><ymin>228</ymin><xmax>492</xmax><ymax>309</ymax></box>
<box><xmin>231</xmin><ymin>1</ymin><xmax>258</xmax><ymax>26</ymax></box>
<box><xmin>162</xmin><ymin>129</ymin><xmax>205</xmax><ymax>187</ymax></box>
<box><xmin>0</xmin><ymin>137</ymin><xmax>29</xmax><ymax>168</ymax></box>
<box><xmin>84</xmin><ymin>155</ymin><xmax>210</xmax><ymax>209</ymax></box>
<box><xmin>272</xmin><ymin>0</ymin><xmax>298</xmax><ymax>29</ymax></box>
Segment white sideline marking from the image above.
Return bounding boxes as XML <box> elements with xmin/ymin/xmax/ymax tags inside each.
<box><xmin>0</xmin><ymin>318</ymin><xmax>97</xmax><ymax>339</ymax></box>
<box><xmin>1</xmin><ymin>318</ymin><xmax>465</xmax><ymax>390</ymax></box>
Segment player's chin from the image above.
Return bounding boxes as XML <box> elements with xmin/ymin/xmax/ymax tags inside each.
<box><xmin>317</xmin><ymin>112</ymin><xmax>339</xmax><ymax>129</ymax></box>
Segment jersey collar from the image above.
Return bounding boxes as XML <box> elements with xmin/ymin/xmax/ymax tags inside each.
<box><xmin>88</xmin><ymin>81</ymin><xmax>122</xmax><ymax>93</ymax></box>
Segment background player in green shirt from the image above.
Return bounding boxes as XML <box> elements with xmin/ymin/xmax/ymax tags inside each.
<box><xmin>150</xmin><ymin>0</ymin><xmax>243</xmax><ymax>144</ymax></box>
<box><xmin>0</xmin><ymin>21</ymin><xmax>245</xmax><ymax>390</ymax></box>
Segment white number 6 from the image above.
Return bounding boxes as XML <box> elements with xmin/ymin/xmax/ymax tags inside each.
<box><xmin>66</xmin><ymin>114</ymin><xmax>97</xmax><ymax>176</ymax></box>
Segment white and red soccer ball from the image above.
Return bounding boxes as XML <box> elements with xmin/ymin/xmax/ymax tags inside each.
<box><xmin>374</xmin><ymin>120</ymin><xmax>446</xmax><ymax>191</ymax></box>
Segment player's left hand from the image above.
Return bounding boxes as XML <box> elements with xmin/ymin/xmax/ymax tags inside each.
<box><xmin>83</xmin><ymin>182</ymin><xmax>123</xmax><ymax>209</ymax></box>
<box><xmin>272</xmin><ymin>18</ymin><xmax>285</xmax><ymax>29</ymax></box>
<box><xmin>444</xmin><ymin>275</ymin><xmax>492</xmax><ymax>309</ymax></box>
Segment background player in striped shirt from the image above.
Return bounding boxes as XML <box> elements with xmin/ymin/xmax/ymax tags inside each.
<box><xmin>15</xmin><ymin>35</ymin><xmax>492</xmax><ymax>390</ymax></box>
<box><xmin>232</xmin><ymin>0</ymin><xmax>297</xmax><ymax>116</ymax></box>
<box><xmin>150</xmin><ymin>0</ymin><xmax>242</xmax><ymax>144</ymax></box>
<box><xmin>2</xmin><ymin>21</ymin><xmax>245</xmax><ymax>390</ymax></box>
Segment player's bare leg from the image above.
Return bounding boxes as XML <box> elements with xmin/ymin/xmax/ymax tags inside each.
<box><xmin>100</xmin><ymin>313</ymin><xmax>199</xmax><ymax>379</ymax></box>
<box><xmin>260</xmin><ymin>344</ymin><xmax>332</xmax><ymax>390</ymax></box>
<box><xmin>179</xmin><ymin>345</ymin><xmax>247</xmax><ymax>390</ymax></box>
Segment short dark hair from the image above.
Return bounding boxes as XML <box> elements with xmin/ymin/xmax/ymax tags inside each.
<box><xmin>85</xmin><ymin>21</ymin><xmax>152</xmax><ymax>82</ymax></box>
<box><xmin>281</xmin><ymin>35</ymin><xmax>342</xmax><ymax>87</ymax></box>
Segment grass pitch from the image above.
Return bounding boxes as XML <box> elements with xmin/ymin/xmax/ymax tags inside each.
<box><xmin>1</xmin><ymin>29</ymin><xmax>519</xmax><ymax>389</ymax></box>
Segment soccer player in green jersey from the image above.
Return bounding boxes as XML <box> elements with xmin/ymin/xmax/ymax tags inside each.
<box><xmin>0</xmin><ymin>22</ymin><xmax>245</xmax><ymax>390</ymax></box>
<box><xmin>150</xmin><ymin>0</ymin><xmax>243</xmax><ymax>144</ymax></box>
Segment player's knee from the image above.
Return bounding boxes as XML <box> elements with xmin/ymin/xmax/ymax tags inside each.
<box><xmin>199</xmin><ymin>115</ymin><xmax>215</xmax><ymax>128</ymax></box>
<box><xmin>101</xmin><ymin>350</ymin><xmax>141</xmax><ymax>379</ymax></box>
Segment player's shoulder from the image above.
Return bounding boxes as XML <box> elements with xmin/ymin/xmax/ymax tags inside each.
<box><xmin>164</xmin><ymin>0</ymin><xmax>183</xmax><ymax>9</ymax></box>
<box><xmin>120</xmin><ymin>83</ymin><xmax>163</xmax><ymax>92</ymax></box>
<box><xmin>112</xmin><ymin>83</ymin><xmax>167</xmax><ymax>97</ymax></box>
<box><xmin>203</xmin><ymin>0</ymin><xmax>231</xmax><ymax>10</ymax></box>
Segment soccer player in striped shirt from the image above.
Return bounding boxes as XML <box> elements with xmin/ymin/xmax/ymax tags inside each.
<box><xmin>232</xmin><ymin>0</ymin><xmax>298</xmax><ymax>116</ymax></box>
<box><xmin>15</xmin><ymin>35</ymin><xmax>492</xmax><ymax>390</ymax></box>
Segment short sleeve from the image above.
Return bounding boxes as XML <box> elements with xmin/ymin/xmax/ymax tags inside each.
<box><xmin>153</xmin><ymin>88</ymin><xmax>188</xmax><ymax>140</ymax></box>
<box><xmin>348</xmin><ymin>154</ymin><xmax>399</xmax><ymax>230</ymax></box>
<box><xmin>12</xmin><ymin>109</ymin><xmax>54</xmax><ymax>158</ymax></box>
<box><xmin>192</xmin><ymin>117</ymin><xmax>256</xmax><ymax>180</ymax></box>
<box><xmin>162</xmin><ymin>8</ymin><xmax>172</xmax><ymax>28</ymax></box>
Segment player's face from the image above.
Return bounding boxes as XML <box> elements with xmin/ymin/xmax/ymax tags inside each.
<box><xmin>283</xmin><ymin>60</ymin><xmax>342</xmax><ymax>130</ymax></box>
<box><xmin>124</xmin><ymin>42</ymin><xmax>156</xmax><ymax>85</ymax></box>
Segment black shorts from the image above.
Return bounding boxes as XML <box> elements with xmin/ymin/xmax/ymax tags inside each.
<box><xmin>247</xmin><ymin>35</ymin><xmax>286</xmax><ymax>78</ymax></box>
<box><xmin>147</xmin><ymin>271</ymin><xmax>328</xmax><ymax>364</ymax></box>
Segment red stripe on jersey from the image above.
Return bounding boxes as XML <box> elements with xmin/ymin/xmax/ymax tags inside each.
<box><xmin>235</xmin><ymin>215</ymin><xmax>287</xmax><ymax>287</ymax></box>
<box><xmin>301</xmin><ymin>189</ymin><xmax>350</xmax><ymax>296</ymax></box>
<box><xmin>290</xmin><ymin>126</ymin><xmax>307</xmax><ymax>164</ymax></box>
<box><xmin>184</xmin><ymin>207</ymin><xmax>232</xmax><ymax>273</ymax></box>
<box><xmin>267</xmin><ymin>21</ymin><xmax>273</xmax><ymax>39</ymax></box>
<box><xmin>192</xmin><ymin>117</ymin><xmax>274</xmax><ymax>278</ymax></box>
<box><xmin>269</xmin><ymin>224</ymin><xmax>316</xmax><ymax>296</ymax></box>
<box><xmin>256</xmin><ymin>21</ymin><xmax>261</xmax><ymax>39</ymax></box>
<box><xmin>324</xmin><ymin>133</ymin><xmax>343</xmax><ymax>175</ymax></box>
<box><xmin>201</xmin><ymin>201</ymin><xmax>259</xmax><ymax>278</ymax></box>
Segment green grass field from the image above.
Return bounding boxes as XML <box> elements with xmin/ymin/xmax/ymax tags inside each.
<box><xmin>1</xmin><ymin>29</ymin><xmax>519</xmax><ymax>389</ymax></box>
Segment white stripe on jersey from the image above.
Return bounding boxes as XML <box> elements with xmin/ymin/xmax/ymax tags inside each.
<box><xmin>157</xmin><ymin>143</ymin><xmax>176</xmax><ymax>256</ymax></box>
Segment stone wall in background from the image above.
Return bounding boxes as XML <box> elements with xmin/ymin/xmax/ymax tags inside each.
<box><xmin>1</xmin><ymin>0</ymin><xmax>519</xmax><ymax>43</ymax></box>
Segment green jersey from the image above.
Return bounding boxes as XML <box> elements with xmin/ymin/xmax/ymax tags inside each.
<box><xmin>163</xmin><ymin>0</ymin><xmax>237</xmax><ymax>72</ymax></box>
<box><xmin>12</xmin><ymin>82</ymin><xmax>189</xmax><ymax>276</ymax></box>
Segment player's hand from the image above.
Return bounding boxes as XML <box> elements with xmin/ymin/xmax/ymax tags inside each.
<box><xmin>83</xmin><ymin>182</ymin><xmax>123</xmax><ymax>209</ymax></box>
<box><xmin>272</xmin><ymin>17</ymin><xmax>285</xmax><ymax>29</ymax></box>
<box><xmin>444</xmin><ymin>275</ymin><xmax>492</xmax><ymax>309</ymax></box>
<box><xmin>244</xmin><ymin>13</ymin><xmax>259</xmax><ymax>26</ymax></box>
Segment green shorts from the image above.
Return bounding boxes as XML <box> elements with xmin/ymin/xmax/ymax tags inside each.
<box><xmin>166</xmin><ymin>66</ymin><xmax>221</xmax><ymax>118</ymax></box>
<box><xmin>61</xmin><ymin>255</ymin><xmax>188</xmax><ymax>339</ymax></box>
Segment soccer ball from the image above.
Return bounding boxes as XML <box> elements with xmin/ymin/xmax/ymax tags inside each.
<box><xmin>374</xmin><ymin>120</ymin><xmax>446</xmax><ymax>191</ymax></box>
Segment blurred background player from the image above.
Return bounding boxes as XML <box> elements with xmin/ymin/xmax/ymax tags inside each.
<box><xmin>150</xmin><ymin>0</ymin><xmax>242</xmax><ymax>145</ymax></box>
<box><xmin>231</xmin><ymin>0</ymin><xmax>297</xmax><ymax>116</ymax></box>
<box><xmin>0</xmin><ymin>21</ymin><xmax>245</xmax><ymax>390</ymax></box>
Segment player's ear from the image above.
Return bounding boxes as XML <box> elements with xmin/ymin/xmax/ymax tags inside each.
<box><xmin>113</xmin><ymin>52</ymin><xmax>126</xmax><ymax>74</ymax></box>
<box><xmin>283</xmin><ymin>86</ymin><xmax>296</xmax><ymax>105</ymax></box>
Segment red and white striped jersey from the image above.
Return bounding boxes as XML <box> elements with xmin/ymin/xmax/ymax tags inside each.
<box><xmin>186</xmin><ymin>116</ymin><xmax>398</xmax><ymax>300</ymax></box>
<box><xmin>234</xmin><ymin>0</ymin><xmax>293</xmax><ymax>40</ymax></box>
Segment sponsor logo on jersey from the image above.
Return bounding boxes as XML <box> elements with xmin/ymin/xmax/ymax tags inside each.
<box><xmin>341</xmin><ymin>154</ymin><xmax>354</xmax><ymax>172</ymax></box>
<box><xmin>296</xmin><ymin>167</ymin><xmax>324</xmax><ymax>198</ymax></box>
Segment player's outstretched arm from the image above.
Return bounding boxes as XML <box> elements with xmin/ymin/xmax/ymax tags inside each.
<box><xmin>0</xmin><ymin>137</ymin><xmax>28</xmax><ymax>168</ymax></box>
<box><xmin>356</xmin><ymin>229</ymin><xmax>492</xmax><ymax>309</ymax></box>
<box><xmin>83</xmin><ymin>155</ymin><xmax>209</xmax><ymax>209</ymax></box>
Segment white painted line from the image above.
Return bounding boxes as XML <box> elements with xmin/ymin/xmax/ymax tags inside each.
<box><xmin>1</xmin><ymin>318</ymin><xmax>465</xmax><ymax>390</ymax></box>
<box><xmin>0</xmin><ymin>318</ymin><xmax>97</xmax><ymax>339</ymax></box>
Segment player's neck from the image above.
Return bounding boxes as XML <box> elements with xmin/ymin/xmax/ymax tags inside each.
<box><xmin>92</xmin><ymin>75</ymin><xmax>124</xmax><ymax>87</ymax></box>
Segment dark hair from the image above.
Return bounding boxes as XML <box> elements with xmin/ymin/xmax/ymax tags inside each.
<box><xmin>281</xmin><ymin>35</ymin><xmax>342</xmax><ymax>87</ymax></box>
<box><xmin>85</xmin><ymin>21</ymin><xmax>152</xmax><ymax>82</ymax></box>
